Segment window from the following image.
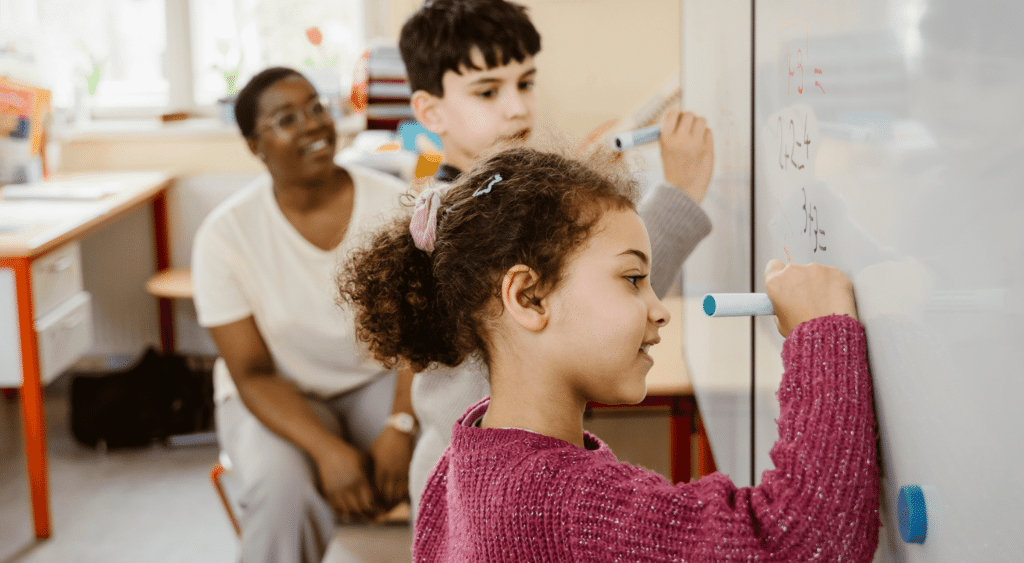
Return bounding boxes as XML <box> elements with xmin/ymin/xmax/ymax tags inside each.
<box><xmin>1</xmin><ymin>0</ymin><xmax>367</xmax><ymax>114</ymax></box>
<box><xmin>189</xmin><ymin>0</ymin><xmax>365</xmax><ymax>106</ymax></box>
<box><xmin>5</xmin><ymin>0</ymin><xmax>169</xmax><ymax>110</ymax></box>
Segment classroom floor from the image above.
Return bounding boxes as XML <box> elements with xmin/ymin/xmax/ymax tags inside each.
<box><xmin>0</xmin><ymin>375</ymin><xmax>671</xmax><ymax>563</ymax></box>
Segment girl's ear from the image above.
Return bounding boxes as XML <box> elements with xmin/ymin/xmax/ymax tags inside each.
<box><xmin>411</xmin><ymin>90</ymin><xmax>446</xmax><ymax>136</ymax></box>
<box><xmin>501</xmin><ymin>265</ymin><xmax>548</xmax><ymax>332</ymax></box>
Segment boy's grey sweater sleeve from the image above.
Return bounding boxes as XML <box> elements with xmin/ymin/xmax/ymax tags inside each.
<box><xmin>639</xmin><ymin>182</ymin><xmax>713</xmax><ymax>299</ymax></box>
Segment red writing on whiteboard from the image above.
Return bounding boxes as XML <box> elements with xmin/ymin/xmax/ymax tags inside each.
<box><xmin>782</xmin><ymin>20</ymin><xmax>826</xmax><ymax>96</ymax></box>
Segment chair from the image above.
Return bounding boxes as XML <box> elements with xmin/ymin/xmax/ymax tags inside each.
<box><xmin>145</xmin><ymin>269</ymin><xmax>243</xmax><ymax>534</ymax></box>
<box><xmin>146</xmin><ymin>267</ymin><xmax>193</xmax><ymax>355</ymax></box>
<box><xmin>211</xmin><ymin>452</ymin><xmax>243</xmax><ymax>537</ymax></box>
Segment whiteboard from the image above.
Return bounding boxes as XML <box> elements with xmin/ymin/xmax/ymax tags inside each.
<box><xmin>680</xmin><ymin>0</ymin><xmax>754</xmax><ymax>487</ymax></box>
<box><xmin>682</xmin><ymin>0</ymin><xmax>1024</xmax><ymax>560</ymax></box>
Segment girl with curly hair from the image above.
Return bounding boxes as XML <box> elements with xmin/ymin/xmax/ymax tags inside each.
<box><xmin>338</xmin><ymin>146</ymin><xmax>879</xmax><ymax>562</ymax></box>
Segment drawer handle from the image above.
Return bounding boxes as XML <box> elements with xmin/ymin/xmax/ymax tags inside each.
<box><xmin>50</xmin><ymin>257</ymin><xmax>74</xmax><ymax>273</ymax></box>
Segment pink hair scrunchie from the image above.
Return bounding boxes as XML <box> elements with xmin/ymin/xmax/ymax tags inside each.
<box><xmin>409</xmin><ymin>184</ymin><xmax>453</xmax><ymax>253</ymax></box>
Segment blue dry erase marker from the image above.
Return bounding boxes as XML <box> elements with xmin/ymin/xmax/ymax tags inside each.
<box><xmin>702</xmin><ymin>293</ymin><xmax>775</xmax><ymax>317</ymax></box>
<box><xmin>612</xmin><ymin>124</ymin><xmax>662</xmax><ymax>151</ymax></box>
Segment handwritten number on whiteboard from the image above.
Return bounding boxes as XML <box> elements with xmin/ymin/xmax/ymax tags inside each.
<box><xmin>802</xmin><ymin>188</ymin><xmax>810</xmax><ymax>233</ymax></box>
<box><xmin>813</xmin><ymin>206</ymin><xmax>826</xmax><ymax>252</ymax></box>
<box><xmin>790</xmin><ymin>119</ymin><xmax>804</xmax><ymax>170</ymax></box>
<box><xmin>803</xmin><ymin>118</ymin><xmax>811</xmax><ymax>160</ymax></box>
<box><xmin>779</xmin><ymin>113</ymin><xmax>809</xmax><ymax>171</ymax></box>
<box><xmin>801</xmin><ymin>188</ymin><xmax>826</xmax><ymax>252</ymax></box>
<box><xmin>796</xmin><ymin>49</ymin><xmax>804</xmax><ymax>94</ymax></box>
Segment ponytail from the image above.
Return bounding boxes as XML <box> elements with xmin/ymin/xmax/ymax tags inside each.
<box><xmin>338</xmin><ymin>212</ymin><xmax>460</xmax><ymax>373</ymax></box>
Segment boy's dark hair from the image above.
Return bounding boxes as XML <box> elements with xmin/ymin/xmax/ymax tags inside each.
<box><xmin>234</xmin><ymin>66</ymin><xmax>305</xmax><ymax>139</ymax></box>
<box><xmin>399</xmin><ymin>0</ymin><xmax>542</xmax><ymax>97</ymax></box>
<box><xmin>338</xmin><ymin>145</ymin><xmax>637</xmax><ymax>373</ymax></box>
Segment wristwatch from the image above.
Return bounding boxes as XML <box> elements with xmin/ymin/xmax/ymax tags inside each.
<box><xmin>386</xmin><ymin>412</ymin><xmax>418</xmax><ymax>435</ymax></box>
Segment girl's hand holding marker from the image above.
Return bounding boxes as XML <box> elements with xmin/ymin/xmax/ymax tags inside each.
<box><xmin>705</xmin><ymin>260</ymin><xmax>858</xmax><ymax>338</ymax></box>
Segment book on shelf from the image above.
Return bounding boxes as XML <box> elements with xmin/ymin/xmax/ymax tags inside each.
<box><xmin>0</xmin><ymin>78</ymin><xmax>51</xmax><ymax>185</ymax></box>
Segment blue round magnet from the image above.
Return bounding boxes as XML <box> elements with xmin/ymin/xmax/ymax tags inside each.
<box><xmin>897</xmin><ymin>485</ymin><xmax>927</xmax><ymax>544</ymax></box>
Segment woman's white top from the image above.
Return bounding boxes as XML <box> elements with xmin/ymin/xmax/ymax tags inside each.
<box><xmin>192</xmin><ymin>165</ymin><xmax>407</xmax><ymax>403</ymax></box>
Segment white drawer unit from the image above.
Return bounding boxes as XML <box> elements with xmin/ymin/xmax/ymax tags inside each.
<box><xmin>0</xmin><ymin>268</ymin><xmax>20</xmax><ymax>387</ymax></box>
<box><xmin>35</xmin><ymin>291</ymin><xmax>93</xmax><ymax>385</ymax></box>
<box><xmin>31</xmin><ymin>242</ymin><xmax>84</xmax><ymax>320</ymax></box>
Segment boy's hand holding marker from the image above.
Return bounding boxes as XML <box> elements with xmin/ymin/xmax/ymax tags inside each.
<box><xmin>659</xmin><ymin>109</ymin><xmax>714</xmax><ymax>204</ymax></box>
<box><xmin>765</xmin><ymin>259</ymin><xmax>859</xmax><ymax>337</ymax></box>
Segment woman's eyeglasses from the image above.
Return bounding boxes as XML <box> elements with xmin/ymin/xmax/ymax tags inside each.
<box><xmin>259</xmin><ymin>98</ymin><xmax>332</xmax><ymax>137</ymax></box>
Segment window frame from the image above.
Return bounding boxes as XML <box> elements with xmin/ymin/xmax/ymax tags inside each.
<box><xmin>91</xmin><ymin>0</ymin><xmax>380</xmax><ymax>120</ymax></box>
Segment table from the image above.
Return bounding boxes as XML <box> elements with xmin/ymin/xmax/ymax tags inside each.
<box><xmin>587</xmin><ymin>296</ymin><xmax>715</xmax><ymax>484</ymax></box>
<box><xmin>0</xmin><ymin>171</ymin><xmax>173</xmax><ymax>539</ymax></box>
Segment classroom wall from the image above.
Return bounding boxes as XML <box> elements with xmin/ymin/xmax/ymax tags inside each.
<box><xmin>384</xmin><ymin>0</ymin><xmax>682</xmax><ymax>140</ymax></box>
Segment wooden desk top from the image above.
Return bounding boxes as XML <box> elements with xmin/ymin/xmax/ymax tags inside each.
<box><xmin>0</xmin><ymin>171</ymin><xmax>173</xmax><ymax>259</ymax></box>
<box><xmin>644</xmin><ymin>296</ymin><xmax>693</xmax><ymax>396</ymax></box>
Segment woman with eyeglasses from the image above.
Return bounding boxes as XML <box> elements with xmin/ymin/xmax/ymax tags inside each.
<box><xmin>191</xmin><ymin>67</ymin><xmax>417</xmax><ymax>563</ymax></box>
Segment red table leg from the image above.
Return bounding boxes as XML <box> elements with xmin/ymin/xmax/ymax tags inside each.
<box><xmin>696</xmin><ymin>409</ymin><xmax>717</xmax><ymax>477</ymax></box>
<box><xmin>669</xmin><ymin>396</ymin><xmax>694</xmax><ymax>484</ymax></box>
<box><xmin>151</xmin><ymin>191</ymin><xmax>175</xmax><ymax>354</ymax></box>
<box><xmin>587</xmin><ymin>394</ymin><xmax>697</xmax><ymax>484</ymax></box>
<box><xmin>2</xmin><ymin>257</ymin><xmax>51</xmax><ymax>538</ymax></box>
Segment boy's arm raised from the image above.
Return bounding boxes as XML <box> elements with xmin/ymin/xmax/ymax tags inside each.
<box><xmin>642</xmin><ymin>109</ymin><xmax>715</xmax><ymax>298</ymax></box>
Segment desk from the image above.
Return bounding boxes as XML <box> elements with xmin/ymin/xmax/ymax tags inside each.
<box><xmin>0</xmin><ymin>171</ymin><xmax>173</xmax><ymax>539</ymax></box>
<box><xmin>587</xmin><ymin>296</ymin><xmax>713</xmax><ymax>484</ymax></box>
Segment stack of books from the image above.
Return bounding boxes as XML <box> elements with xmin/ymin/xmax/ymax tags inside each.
<box><xmin>365</xmin><ymin>44</ymin><xmax>414</xmax><ymax>130</ymax></box>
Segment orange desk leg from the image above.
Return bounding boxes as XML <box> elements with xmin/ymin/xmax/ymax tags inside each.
<box><xmin>2</xmin><ymin>256</ymin><xmax>51</xmax><ymax>538</ymax></box>
<box><xmin>151</xmin><ymin>191</ymin><xmax>175</xmax><ymax>355</ymax></box>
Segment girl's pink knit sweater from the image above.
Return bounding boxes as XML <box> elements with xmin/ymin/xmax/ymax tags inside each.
<box><xmin>413</xmin><ymin>314</ymin><xmax>880</xmax><ymax>562</ymax></box>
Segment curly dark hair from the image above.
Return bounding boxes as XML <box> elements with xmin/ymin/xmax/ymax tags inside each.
<box><xmin>338</xmin><ymin>145</ymin><xmax>638</xmax><ymax>373</ymax></box>
<box><xmin>399</xmin><ymin>0</ymin><xmax>541</xmax><ymax>97</ymax></box>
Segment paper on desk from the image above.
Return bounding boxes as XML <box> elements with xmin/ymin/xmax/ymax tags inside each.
<box><xmin>1</xmin><ymin>180</ymin><xmax>122</xmax><ymax>200</ymax></box>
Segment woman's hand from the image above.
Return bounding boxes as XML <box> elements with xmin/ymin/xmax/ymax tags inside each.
<box><xmin>369</xmin><ymin>425</ymin><xmax>416</xmax><ymax>509</ymax></box>
<box><xmin>765</xmin><ymin>259</ymin><xmax>858</xmax><ymax>337</ymax></box>
<box><xmin>313</xmin><ymin>438</ymin><xmax>381</xmax><ymax>520</ymax></box>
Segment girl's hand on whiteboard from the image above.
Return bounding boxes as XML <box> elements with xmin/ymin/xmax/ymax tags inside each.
<box><xmin>765</xmin><ymin>259</ymin><xmax>858</xmax><ymax>337</ymax></box>
<box><xmin>660</xmin><ymin>109</ymin><xmax>714</xmax><ymax>204</ymax></box>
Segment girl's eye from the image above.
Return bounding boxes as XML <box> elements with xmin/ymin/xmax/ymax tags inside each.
<box><xmin>519</xmin><ymin>80</ymin><xmax>535</xmax><ymax>91</ymax></box>
<box><xmin>625</xmin><ymin>275</ymin><xmax>647</xmax><ymax>287</ymax></box>
<box><xmin>477</xmin><ymin>89</ymin><xmax>497</xmax><ymax>99</ymax></box>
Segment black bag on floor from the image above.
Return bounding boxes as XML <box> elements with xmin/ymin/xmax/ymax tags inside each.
<box><xmin>69</xmin><ymin>347</ymin><xmax>214</xmax><ymax>449</ymax></box>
